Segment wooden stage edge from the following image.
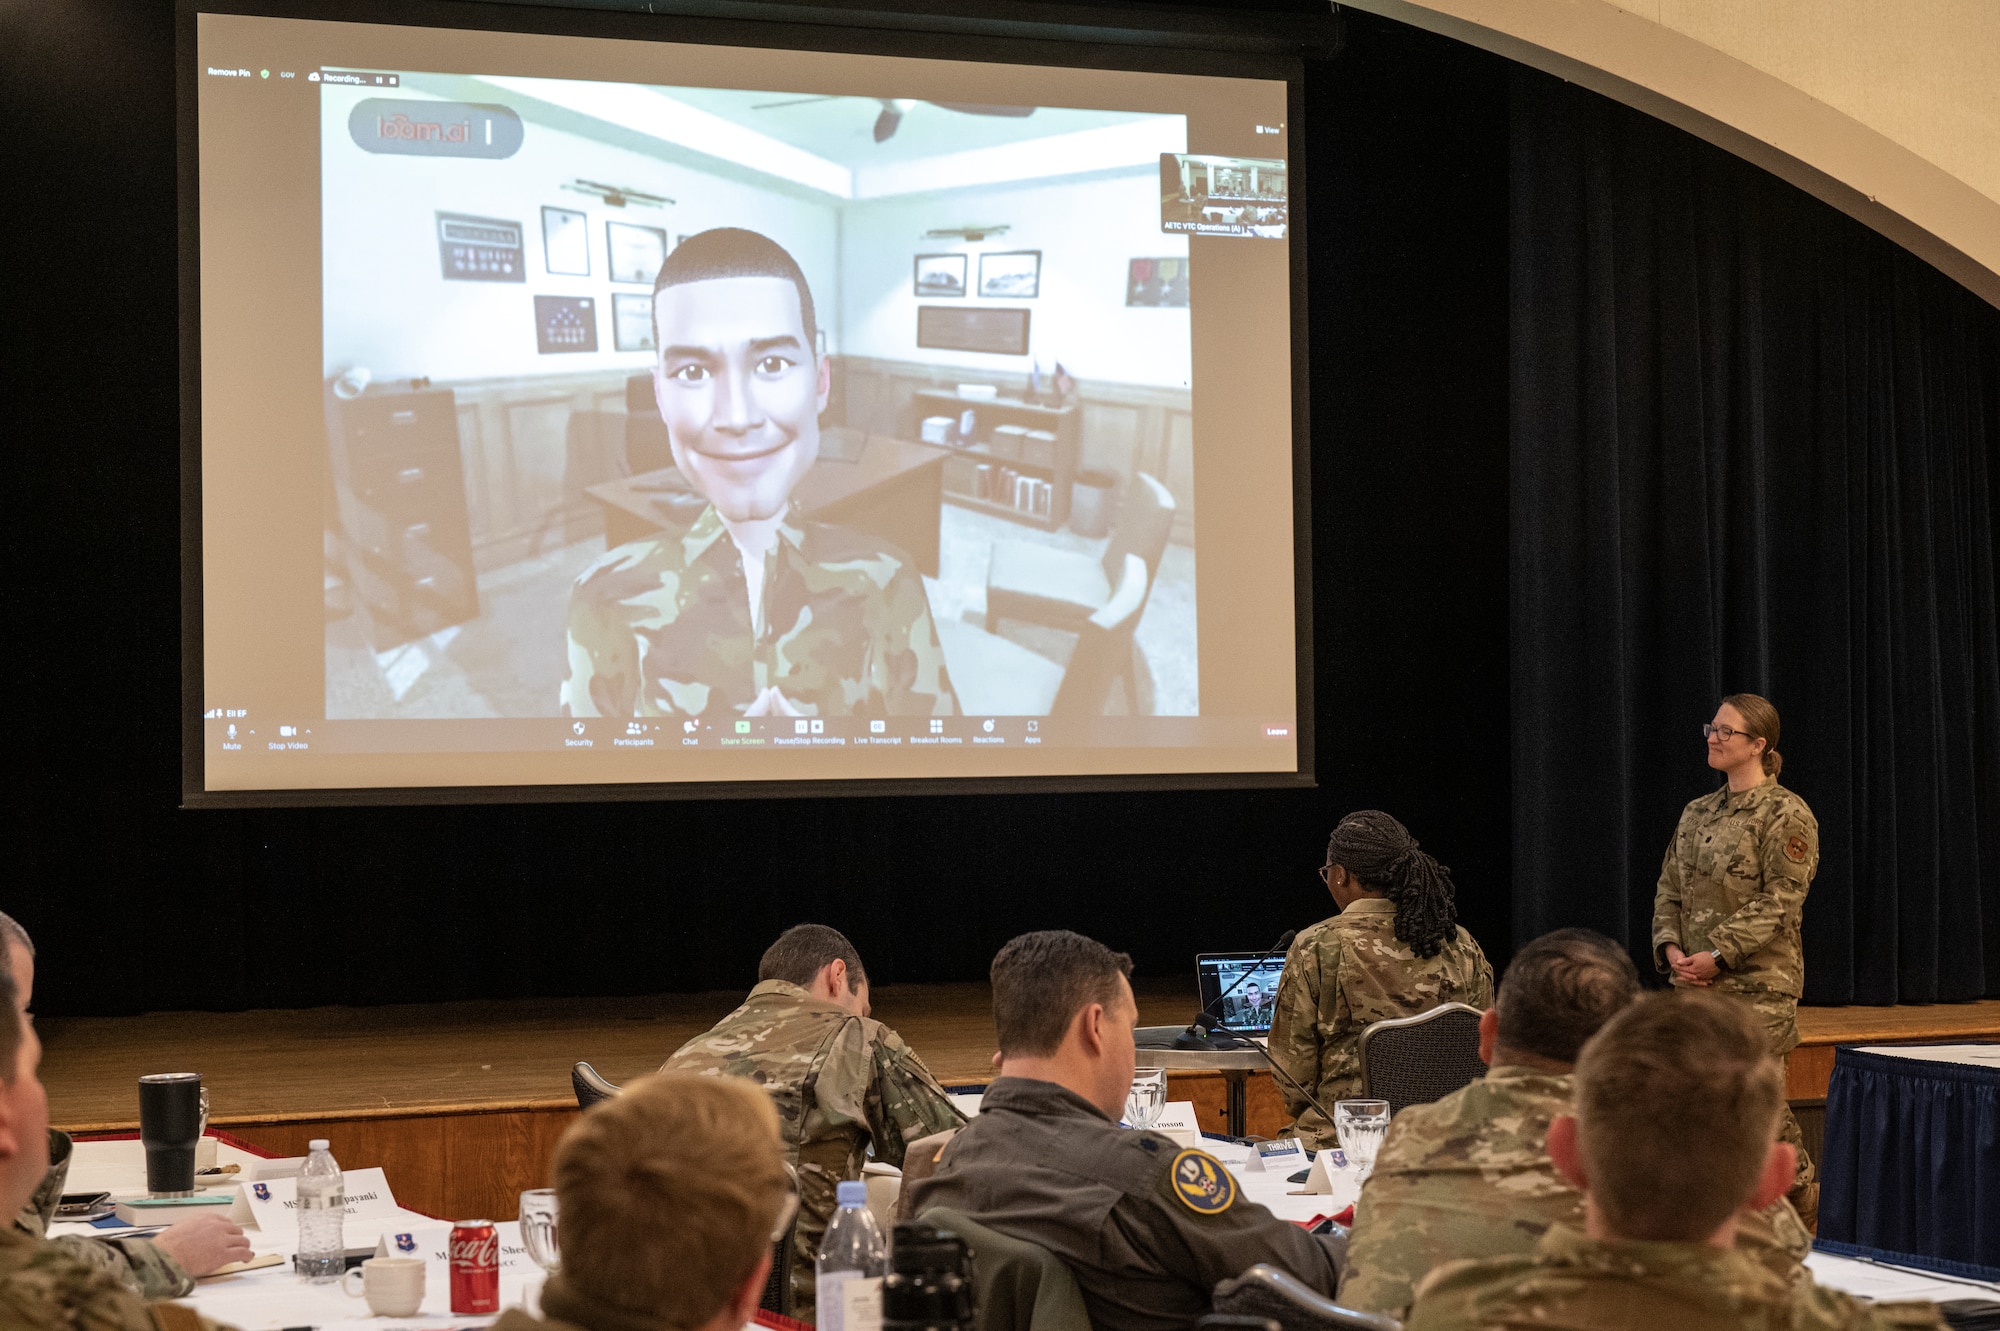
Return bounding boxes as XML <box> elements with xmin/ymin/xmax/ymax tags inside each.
<box><xmin>41</xmin><ymin>985</ymin><xmax>2000</xmax><ymax>1222</ymax></box>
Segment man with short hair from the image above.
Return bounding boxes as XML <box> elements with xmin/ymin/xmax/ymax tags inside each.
<box><xmin>1404</xmin><ymin>990</ymin><xmax>1942</xmax><ymax>1331</ymax></box>
<box><xmin>562</xmin><ymin>226</ymin><xmax>955</xmax><ymax>720</ymax></box>
<box><xmin>905</xmin><ymin>930</ymin><xmax>1347</xmax><ymax>1331</ymax></box>
<box><xmin>661</xmin><ymin>924</ymin><xmax>963</xmax><ymax>1319</ymax></box>
<box><xmin>0</xmin><ymin>915</ymin><xmax>250</xmax><ymax>1300</ymax></box>
<box><xmin>0</xmin><ymin>962</ymin><xmax>229</xmax><ymax>1331</ymax></box>
<box><xmin>1339</xmin><ymin>928</ymin><xmax>1810</xmax><ymax>1317</ymax></box>
<box><xmin>494</xmin><ymin>1072</ymin><xmax>791</xmax><ymax>1331</ymax></box>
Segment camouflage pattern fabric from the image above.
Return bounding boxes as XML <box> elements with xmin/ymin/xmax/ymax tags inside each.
<box><xmin>1652</xmin><ymin>776</ymin><xmax>1822</xmax><ymax>1224</ymax></box>
<box><xmin>660</xmin><ymin>980</ymin><xmax>965</xmax><ymax>1321</ymax></box>
<box><xmin>1405</xmin><ymin>1223</ymin><xmax>1943</xmax><ymax>1331</ymax></box>
<box><xmin>1267</xmin><ymin>899</ymin><xmax>1494</xmax><ymax>1146</ymax></box>
<box><xmin>1339</xmin><ymin>1065</ymin><xmax>1811</xmax><ymax>1317</ymax></box>
<box><xmin>19</xmin><ymin>1133</ymin><xmax>192</xmax><ymax>1299</ymax></box>
<box><xmin>561</xmin><ymin>505</ymin><xmax>956</xmax><ymax>719</ymax></box>
<box><xmin>0</xmin><ymin>1227</ymin><xmax>229</xmax><ymax>1331</ymax></box>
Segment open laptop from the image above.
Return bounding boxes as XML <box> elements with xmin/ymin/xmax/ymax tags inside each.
<box><xmin>1195</xmin><ymin>951</ymin><xmax>1287</xmax><ymax>1036</ymax></box>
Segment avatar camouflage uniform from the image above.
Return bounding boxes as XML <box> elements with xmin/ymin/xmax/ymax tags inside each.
<box><xmin>1404</xmin><ymin>1223</ymin><xmax>1943</xmax><ymax>1331</ymax></box>
<box><xmin>1653</xmin><ymin>776</ymin><xmax>1822</xmax><ymax>1225</ymax></box>
<box><xmin>904</xmin><ymin>1077</ymin><xmax>1346</xmax><ymax>1331</ymax></box>
<box><xmin>561</xmin><ymin>506</ymin><xmax>956</xmax><ymax>719</ymax></box>
<box><xmin>0</xmin><ymin>1226</ymin><xmax>226</xmax><ymax>1331</ymax></box>
<box><xmin>1268</xmin><ymin>899</ymin><xmax>1494</xmax><ymax>1146</ymax></box>
<box><xmin>17</xmin><ymin>1133</ymin><xmax>191</xmax><ymax>1299</ymax></box>
<box><xmin>660</xmin><ymin>980</ymin><xmax>964</xmax><ymax>1321</ymax></box>
<box><xmin>1338</xmin><ymin>1065</ymin><xmax>1812</xmax><ymax>1317</ymax></box>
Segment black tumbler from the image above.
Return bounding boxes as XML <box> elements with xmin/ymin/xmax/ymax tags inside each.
<box><xmin>138</xmin><ymin>1073</ymin><xmax>203</xmax><ymax>1196</ymax></box>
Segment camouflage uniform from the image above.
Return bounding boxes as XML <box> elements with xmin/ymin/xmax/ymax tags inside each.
<box><xmin>1338</xmin><ymin>1065</ymin><xmax>1811</xmax><ymax>1317</ymax></box>
<box><xmin>905</xmin><ymin>1076</ymin><xmax>1346</xmax><ymax>1331</ymax></box>
<box><xmin>1404</xmin><ymin>1223</ymin><xmax>1943</xmax><ymax>1331</ymax></box>
<box><xmin>17</xmin><ymin>1133</ymin><xmax>192</xmax><ymax>1300</ymax></box>
<box><xmin>660</xmin><ymin>980</ymin><xmax>965</xmax><ymax>1321</ymax></box>
<box><xmin>1653</xmin><ymin>776</ymin><xmax>1821</xmax><ymax>1224</ymax></box>
<box><xmin>561</xmin><ymin>505</ymin><xmax>956</xmax><ymax>718</ymax></box>
<box><xmin>0</xmin><ymin>1226</ymin><xmax>227</xmax><ymax>1331</ymax></box>
<box><xmin>1267</xmin><ymin>899</ymin><xmax>1494</xmax><ymax>1146</ymax></box>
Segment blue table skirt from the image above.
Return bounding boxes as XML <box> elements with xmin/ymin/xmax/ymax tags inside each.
<box><xmin>1818</xmin><ymin>1045</ymin><xmax>2000</xmax><ymax>1280</ymax></box>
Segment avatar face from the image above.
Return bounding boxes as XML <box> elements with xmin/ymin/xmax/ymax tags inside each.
<box><xmin>653</xmin><ymin>274</ymin><xmax>829</xmax><ymax>524</ymax></box>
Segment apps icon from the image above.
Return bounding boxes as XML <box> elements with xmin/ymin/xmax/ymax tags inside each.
<box><xmin>929</xmin><ymin>719</ymin><xmax>944</xmax><ymax>734</ymax></box>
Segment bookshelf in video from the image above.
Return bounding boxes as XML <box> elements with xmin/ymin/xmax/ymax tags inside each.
<box><xmin>197</xmin><ymin>33</ymin><xmax>1302</xmax><ymax>783</ymax></box>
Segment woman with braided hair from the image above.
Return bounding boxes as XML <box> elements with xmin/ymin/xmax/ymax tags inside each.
<box><xmin>1268</xmin><ymin>810</ymin><xmax>1494</xmax><ymax>1146</ymax></box>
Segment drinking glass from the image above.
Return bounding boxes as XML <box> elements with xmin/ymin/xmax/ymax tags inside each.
<box><xmin>1333</xmin><ymin>1099</ymin><xmax>1391</xmax><ymax>1178</ymax></box>
<box><xmin>519</xmin><ymin>1188</ymin><xmax>561</xmax><ymax>1276</ymax></box>
<box><xmin>1125</xmin><ymin>1067</ymin><xmax>1167</xmax><ymax>1129</ymax></box>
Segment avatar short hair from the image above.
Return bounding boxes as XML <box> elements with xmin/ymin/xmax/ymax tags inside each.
<box><xmin>653</xmin><ymin>227</ymin><xmax>818</xmax><ymax>356</ymax></box>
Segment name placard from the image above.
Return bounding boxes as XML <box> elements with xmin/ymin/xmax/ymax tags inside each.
<box><xmin>231</xmin><ymin>1167</ymin><xmax>399</xmax><ymax>1231</ymax></box>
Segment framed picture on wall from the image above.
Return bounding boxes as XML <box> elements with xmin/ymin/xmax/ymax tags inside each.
<box><xmin>978</xmin><ymin>250</ymin><xmax>1040</xmax><ymax>299</ymax></box>
<box><xmin>913</xmin><ymin>253</ymin><xmax>967</xmax><ymax>297</ymax></box>
<box><xmin>541</xmin><ymin>206</ymin><xmax>590</xmax><ymax>276</ymax></box>
<box><xmin>606</xmin><ymin>221</ymin><xmax>668</xmax><ymax>284</ymax></box>
<box><xmin>612</xmin><ymin>292</ymin><xmax>655</xmax><ymax>352</ymax></box>
<box><xmin>917</xmin><ymin>305</ymin><xmax>1030</xmax><ymax>355</ymax></box>
<box><xmin>1126</xmin><ymin>256</ymin><xmax>1189</xmax><ymax>307</ymax></box>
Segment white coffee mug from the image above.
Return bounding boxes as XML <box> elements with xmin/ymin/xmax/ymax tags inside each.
<box><xmin>343</xmin><ymin>1256</ymin><xmax>426</xmax><ymax>1317</ymax></box>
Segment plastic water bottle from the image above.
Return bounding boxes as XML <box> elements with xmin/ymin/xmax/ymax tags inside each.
<box><xmin>296</xmin><ymin>1138</ymin><xmax>345</xmax><ymax>1281</ymax></box>
<box><xmin>817</xmin><ymin>1180</ymin><xmax>887</xmax><ymax>1331</ymax></box>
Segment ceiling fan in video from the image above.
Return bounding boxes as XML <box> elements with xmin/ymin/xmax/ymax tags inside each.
<box><xmin>751</xmin><ymin>94</ymin><xmax>1036</xmax><ymax>143</ymax></box>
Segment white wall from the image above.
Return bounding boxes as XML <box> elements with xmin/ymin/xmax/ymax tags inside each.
<box><xmin>836</xmin><ymin>169</ymin><xmax>1191</xmax><ymax>390</ymax></box>
<box><xmin>320</xmin><ymin>84</ymin><xmax>840</xmax><ymax>381</ymax></box>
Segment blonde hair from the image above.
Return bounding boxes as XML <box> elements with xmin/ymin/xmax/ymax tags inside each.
<box><xmin>1721</xmin><ymin>692</ymin><xmax>1783</xmax><ymax>778</ymax></box>
<box><xmin>1573</xmin><ymin>990</ymin><xmax>1782</xmax><ymax>1241</ymax></box>
<box><xmin>554</xmin><ymin>1072</ymin><xmax>787</xmax><ymax>1328</ymax></box>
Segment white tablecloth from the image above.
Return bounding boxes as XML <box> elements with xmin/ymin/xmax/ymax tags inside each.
<box><xmin>1852</xmin><ymin>1043</ymin><xmax>2000</xmax><ymax>1069</ymax></box>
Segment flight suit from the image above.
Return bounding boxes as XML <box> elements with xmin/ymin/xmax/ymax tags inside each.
<box><xmin>1653</xmin><ymin>776</ymin><xmax>1822</xmax><ymax>1226</ymax></box>
<box><xmin>904</xmin><ymin>1076</ymin><xmax>1345</xmax><ymax>1331</ymax></box>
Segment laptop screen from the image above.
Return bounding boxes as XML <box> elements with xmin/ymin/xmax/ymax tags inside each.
<box><xmin>1195</xmin><ymin>952</ymin><xmax>1286</xmax><ymax>1034</ymax></box>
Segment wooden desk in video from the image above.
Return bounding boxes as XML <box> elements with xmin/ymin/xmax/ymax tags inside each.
<box><xmin>586</xmin><ymin>431</ymin><xmax>948</xmax><ymax>578</ymax></box>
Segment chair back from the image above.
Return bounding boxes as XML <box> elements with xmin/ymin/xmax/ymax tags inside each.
<box><xmin>758</xmin><ymin>1230</ymin><xmax>793</xmax><ymax>1316</ymax></box>
<box><xmin>570</xmin><ymin>1061</ymin><xmax>621</xmax><ymax>1110</ymax></box>
<box><xmin>1212</xmin><ymin>1264</ymin><xmax>1401</xmax><ymax>1331</ymax></box>
<box><xmin>1101</xmin><ymin>472</ymin><xmax>1176</xmax><ymax>586</ymax></box>
<box><xmin>1358</xmin><ymin>1003</ymin><xmax>1486</xmax><ymax>1115</ymax></box>
<box><xmin>1051</xmin><ymin>554</ymin><xmax>1148</xmax><ymax>717</ymax></box>
<box><xmin>918</xmin><ymin>1206</ymin><xmax>1091</xmax><ymax>1331</ymax></box>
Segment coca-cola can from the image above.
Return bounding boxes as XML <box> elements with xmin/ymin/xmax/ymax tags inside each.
<box><xmin>449</xmin><ymin>1219</ymin><xmax>499</xmax><ymax>1314</ymax></box>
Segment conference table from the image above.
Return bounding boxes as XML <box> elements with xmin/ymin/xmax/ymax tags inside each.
<box><xmin>57</xmin><ymin>1121</ymin><xmax>1981</xmax><ymax>1329</ymax></box>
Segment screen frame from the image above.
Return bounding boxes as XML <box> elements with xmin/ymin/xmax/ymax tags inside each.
<box><xmin>177</xmin><ymin>0</ymin><xmax>1322</xmax><ymax>808</ymax></box>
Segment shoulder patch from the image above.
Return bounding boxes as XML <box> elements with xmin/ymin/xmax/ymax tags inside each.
<box><xmin>1169</xmin><ymin>1148</ymin><xmax>1237</xmax><ymax>1215</ymax></box>
<box><xmin>1784</xmin><ymin>835</ymin><xmax>1809</xmax><ymax>864</ymax></box>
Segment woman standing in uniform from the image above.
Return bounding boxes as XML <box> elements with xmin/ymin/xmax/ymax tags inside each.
<box><xmin>1652</xmin><ymin>692</ymin><xmax>1821</xmax><ymax>1227</ymax></box>
<box><xmin>1269</xmin><ymin>810</ymin><xmax>1493</xmax><ymax>1147</ymax></box>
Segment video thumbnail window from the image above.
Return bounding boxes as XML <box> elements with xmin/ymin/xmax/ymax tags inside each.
<box><xmin>1159</xmin><ymin>153</ymin><xmax>1288</xmax><ymax>238</ymax></box>
<box><xmin>320</xmin><ymin>74</ymin><xmax>1202</xmax><ymax>723</ymax></box>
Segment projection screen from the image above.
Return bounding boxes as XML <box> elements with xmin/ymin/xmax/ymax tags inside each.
<box><xmin>185</xmin><ymin>3</ymin><xmax>1310</xmax><ymax>802</ymax></box>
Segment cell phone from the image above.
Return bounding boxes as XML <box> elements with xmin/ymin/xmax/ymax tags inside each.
<box><xmin>56</xmin><ymin>1191</ymin><xmax>112</xmax><ymax>1219</ymax></box>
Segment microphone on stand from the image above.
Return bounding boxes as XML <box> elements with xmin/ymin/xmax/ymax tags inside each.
<box><xmin>1172</xmin><ymin>929</ymin><xmax>1296</xmax><ymax>1050</ymax></box>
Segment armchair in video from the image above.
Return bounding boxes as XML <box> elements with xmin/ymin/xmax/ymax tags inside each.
<box><xmin>319</xmin><ymin>76</ymin><xmax>1203</xmax><ymax>725</ymax></box>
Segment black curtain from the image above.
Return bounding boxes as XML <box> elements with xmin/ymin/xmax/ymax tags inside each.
<box><xmin>1509</xmin><ymin>69</ymin><xmax>2000</xmax><ymax>1003</ymax></box>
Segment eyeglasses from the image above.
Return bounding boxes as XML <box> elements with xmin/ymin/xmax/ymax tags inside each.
<box><xmin>1702</xmin><ymin>724</ymin><xmax>1750</xmax><ymax>742</ymax></box>
<box><xmin>770</xmin><ymin>1175</ymin><xmax>801</xmax><ymax>1242</ymax></box>
<box><xmin>1318</xmin><ymin>864</ymin><xmax>1338</xmax><ymax>884</ymax></box>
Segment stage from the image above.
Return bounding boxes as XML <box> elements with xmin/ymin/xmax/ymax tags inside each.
<box><xmin>39</xmin><ymin>984</ymin><xmax>1999</xmax><ymax>1221</ymax></box>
